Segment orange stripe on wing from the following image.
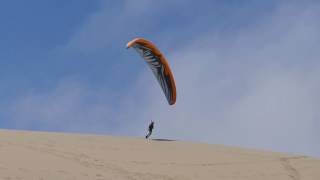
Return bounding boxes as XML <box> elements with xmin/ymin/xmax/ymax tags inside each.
<box><xmin>127</xmin><ymin>38</ymin><xmax>176</xmax><ymax>105</ymax></box>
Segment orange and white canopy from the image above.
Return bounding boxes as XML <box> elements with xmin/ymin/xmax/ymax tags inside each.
<box><xmin>127</xmin><ymin>38</ymin><xmax>176</xmax><ymax>105</ymax></box>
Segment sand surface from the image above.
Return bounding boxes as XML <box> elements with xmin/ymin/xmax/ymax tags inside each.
<box><xmin>0</xmin><ymin>129</ymin><xmax>319</xmax><ymax>180</ymax></box>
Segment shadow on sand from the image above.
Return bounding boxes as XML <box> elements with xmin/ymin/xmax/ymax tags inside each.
<box><xmin>152</xmin><ymin>138</ymin><xmax>177</xmax><ymax>142</ymax></box>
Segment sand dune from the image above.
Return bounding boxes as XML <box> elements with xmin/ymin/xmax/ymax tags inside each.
<box><xmin>0</xmin><ymin>129</ymin><xmax>319</xmax><ymax>180</ymax></box>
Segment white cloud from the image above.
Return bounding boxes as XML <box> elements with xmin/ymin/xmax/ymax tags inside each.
<box><xmin>8</xmin><ymin>79</ymin><xmax>116</xmax><ymax>133</ymax></box>
<box><xmin>134</xmin><ymin>3</ymin><xmax>320</xmax><ymax>157</ymax></box>
<box><xmin>62</xmin><ymin>0</ymin><xmax>178</xmax><ymax>53</ymax></box>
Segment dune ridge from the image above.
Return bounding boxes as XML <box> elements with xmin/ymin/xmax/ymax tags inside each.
<box><xmin>0</xmin><ymin>129</ymin><xmax>319</xmax><ymax>180</ymax></box>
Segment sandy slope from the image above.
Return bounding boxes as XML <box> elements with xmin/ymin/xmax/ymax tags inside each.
<box><xmin>0</xmin><ymin>130</ymin><xmax>319</xmax><ymax>180</ymax></box>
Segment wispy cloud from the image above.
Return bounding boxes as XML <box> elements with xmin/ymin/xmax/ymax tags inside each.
<box><xmin>135</xmin><ymin>2</ymin><xmax>320</xmax><ymax>156</ymax></box>
<box><xmin>8</xmin><ymin>79</ymin><xmax>115</xmax><ymax>133</ymax></box>
<box><xmin>63</xmin><ymin>0</ymin><xmax>176</xmax><ymax>53</ymax></box>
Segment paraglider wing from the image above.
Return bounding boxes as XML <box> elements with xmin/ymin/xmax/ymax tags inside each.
<box><xmin>127</xmin><ymin>38</ymin><xmax>176</xmax><ymax>105</ymax></box>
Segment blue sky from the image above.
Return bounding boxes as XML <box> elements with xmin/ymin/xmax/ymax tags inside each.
<box><xmin>0</xmin><ymin>0</ymin><xmax>320</xmax><ymax>157</ymax></box>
